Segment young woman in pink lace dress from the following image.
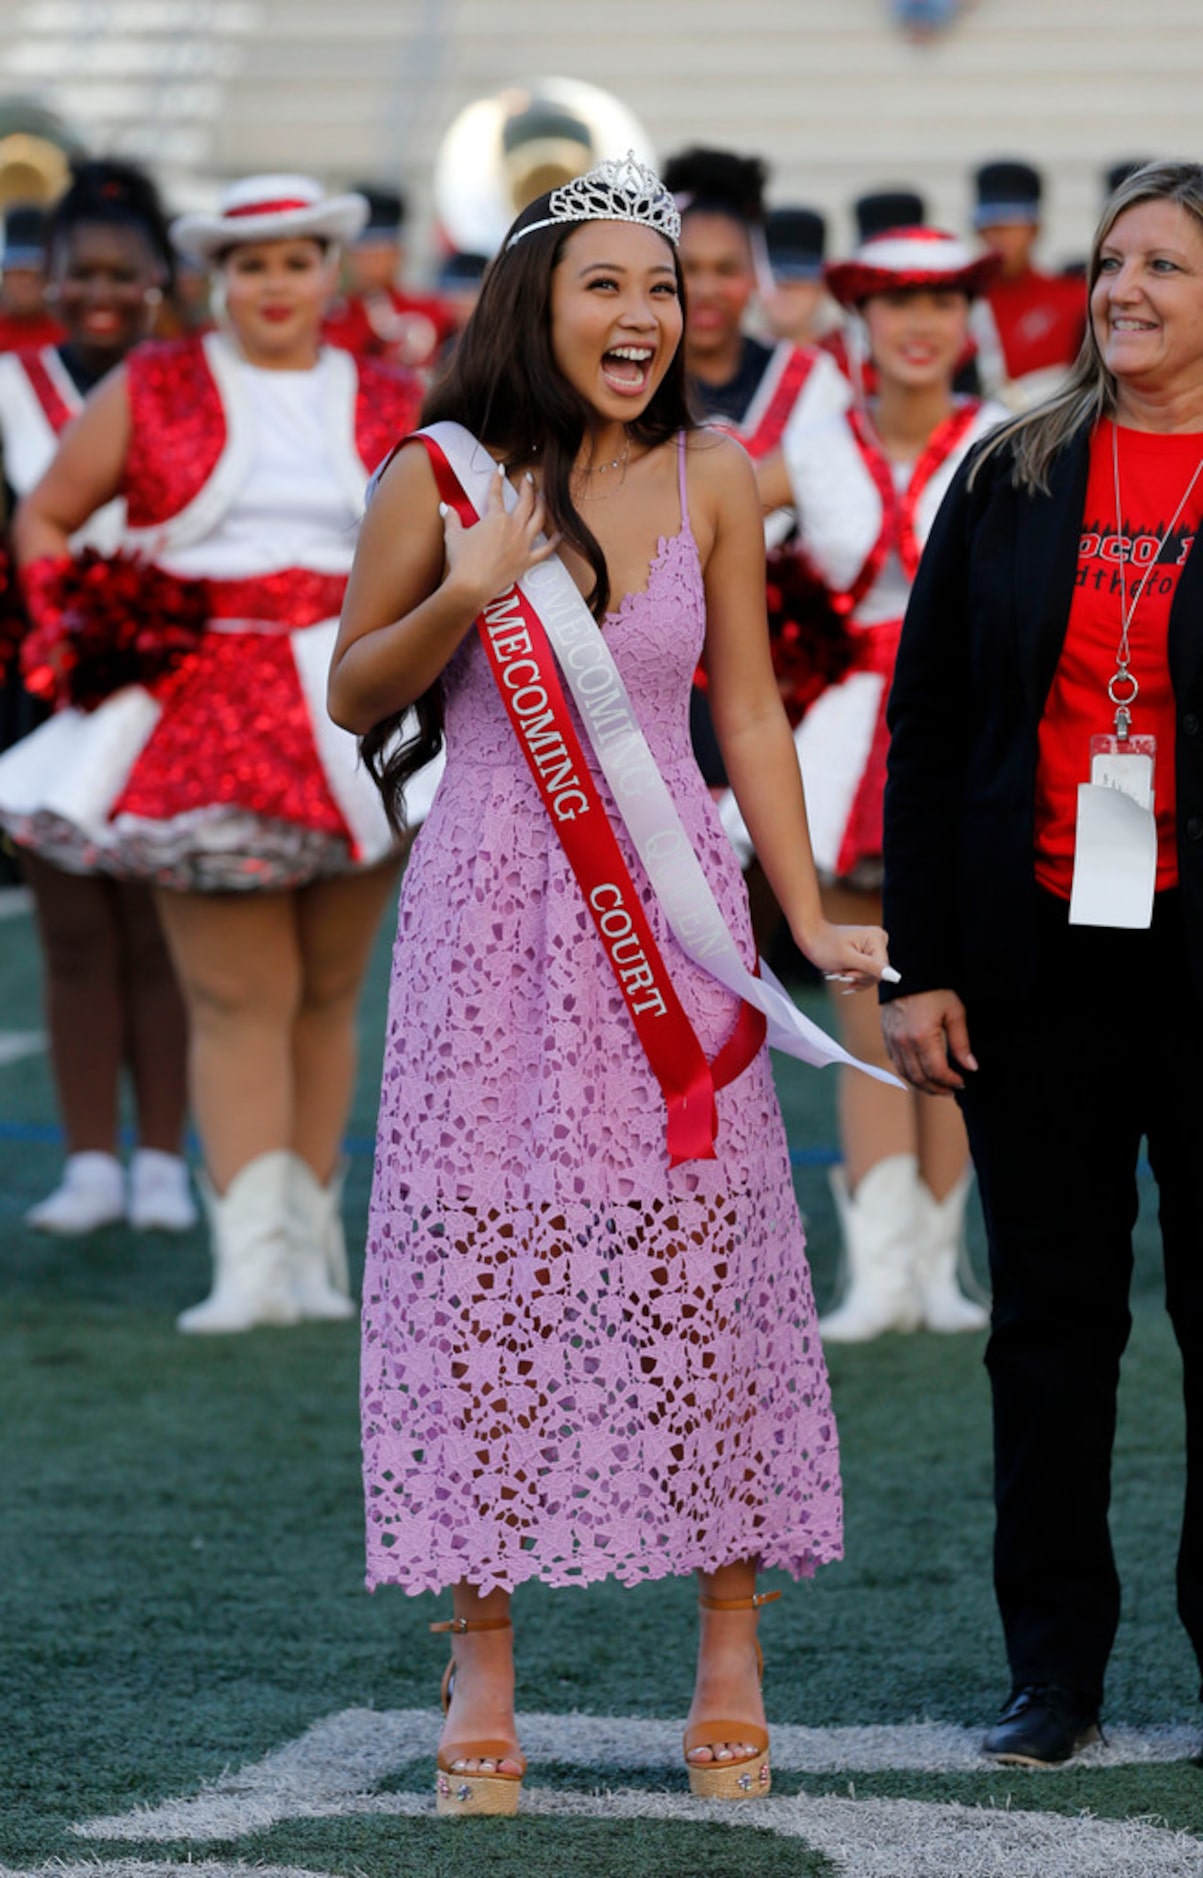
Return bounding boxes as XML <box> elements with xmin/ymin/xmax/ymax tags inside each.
<box><xmin>329</xmin><ymin>158</ymin><xmax>891</xmax><ymax>1817</ymax></box>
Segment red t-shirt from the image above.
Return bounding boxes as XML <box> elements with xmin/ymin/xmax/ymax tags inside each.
<box><xmin>1035</xmin><ymin>418</ymin><xmax>1203</xmax><ymax>898</ymax></box>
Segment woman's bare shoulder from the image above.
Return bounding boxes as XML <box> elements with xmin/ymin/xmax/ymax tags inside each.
<box><xmin>368</xmin><ymin>434</ymin><xmax>441</xmax><ymax>513</ymax></box>
<box><xmin>684</xmin><ymin>425</ymin><xmax>758</xmax><ymax>492</ymax></box>
<box><xmin>684</xmin><ymin>424</ymin><xmax>752</xmax><ymax>466</ymax></box>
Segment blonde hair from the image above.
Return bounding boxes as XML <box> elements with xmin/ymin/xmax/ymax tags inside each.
<box><xmin>971</xmin><ymin>160</ymin><xmax>1203</xmax><ymax>493</ymax></box>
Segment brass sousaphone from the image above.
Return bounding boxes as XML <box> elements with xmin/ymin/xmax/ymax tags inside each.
<box><xmin>433</xmin><ymin>78</ymin><xmax>657</xmax><ymax>259</ymax></box>
<box><xmin>0</xmin><ymin>131</ymin><xmax>72</xmax><ymax>210</ymax></box>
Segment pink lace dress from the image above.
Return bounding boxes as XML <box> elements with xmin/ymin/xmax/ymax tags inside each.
<box><xmin>361</xmin><ymin>439</ymin><xmax>842</xmax><ymax>1596</ymax></box>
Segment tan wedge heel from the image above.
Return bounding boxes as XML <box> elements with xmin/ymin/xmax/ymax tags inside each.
<box><xmin>684</xmin><ymin>1589</ymin><xmax>780</xmax><ymax>1800</ymax></box>
<box><xmin>431</xmin><ymin>1614</ymin><xmax>525</xmax><ymax>1817</ymax></box>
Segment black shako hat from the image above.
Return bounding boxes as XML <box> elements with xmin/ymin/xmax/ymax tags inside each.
<box><xmin>1</xmin><ymin>202</ymin><xmax>49</xmax><ymax>268</ymax></box>
<box><xmin>765</xmin><ymin>206</ymin><xmax>826</xmax><ymax>280</ymax></box>
<box><xmin>1103</xmin><ymin>158</ymin><xmax>1153</xmax><ymax>197</ymax></box>
<box><xmin>973</xmin><ymin>159</ymin><xmax>1043</xmax><ymax>227</ymax></box>
<box><xmin>438</xmin><ymin>249</ymin><xmax>489</xmax><ymax>291</ymax></box>
<box><xmin>853</xmin><ymin>189</ymin><xmax>926</xmax><ymax>242</ymax></box>
<box><xmin>352</xmin><ymin>184</ymin><xmax>407</xmax><ymax>243</ymax></box>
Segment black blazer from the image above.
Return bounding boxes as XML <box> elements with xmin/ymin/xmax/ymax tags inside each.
<box><xmin>881</xmin><ymin>425</ymin><xmax>1203</xmax><ymax>1006</ymax></box>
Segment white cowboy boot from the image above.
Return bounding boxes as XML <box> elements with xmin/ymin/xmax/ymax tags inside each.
<box><xmin>128</xmin><ymin>1148</ymin><xmax>198</xmax><ymax>1233</ymax></box>
<box><xmin>913</xmin><ymin>1168</ymin><xmax>990</xmax><ymax>1333</ymax></box>
<box><xmin>819</xmin><ymin>1153</ymin><xmax>923</xmax><ymax>1343</ymax></box>
<box><xmin>177</xmin><ymin>1151</ymin><xmax>300</xmax><ymax>1333</ymax></box>
<box><xmin>26</xmin><ymin>1151</ymin><xmax>126</xmax><ymax>1234</ymax></box>
<box><xmin>287</xmin><ymin>1153</ymin><xmax>355</xmax><ymax>1321</ymax></box>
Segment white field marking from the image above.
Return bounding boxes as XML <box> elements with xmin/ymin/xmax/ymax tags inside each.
<box><xmin>44</xmin><ymin>1791</ymin><xmax>1203</xmax><ymax>1878</ymax></box>
<box><xmin>0</xmin><ymin>1029</ymin><xmax>45</xmax><ymax>1065</ymax></box>
<box><xmin>2</xmin><ymin>1867</ymin><xmax>332</xmax><ymax>1878</ymax></box>
<box><xmin>0</xmin><ymin>885</ymin><xmax>32</xmax><ymax>920</ymax></box>
<box><xmin>70</xmin><ymin>1707</ymin><xmax>1203</xmax><ymax>1877</ymax></box>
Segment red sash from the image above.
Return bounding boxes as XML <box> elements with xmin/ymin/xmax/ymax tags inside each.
<box><xmin>416</xmin><ymin>433</ymin><xmax>765</xmax><ymax>1168</ymax></box>
<box><xmin>20</xmin><ymin>347</ymin><xmax>77</xmax><ymax>434</ymax></box>
<box><xmin>737</xmin><ymin>345</ymin><xmax>818</xmax><ymax>460</ymax></box>
<box><xmin>843</xmin><ymin>403</ymin><xmax>982</xmax><ymax>608</ymax></box>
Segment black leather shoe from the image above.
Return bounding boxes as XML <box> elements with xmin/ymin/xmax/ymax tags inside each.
<box><xmin>982</xmin><ymin>1685</ymin><xmax>1102</xmax><ymax>1766</ymax></box>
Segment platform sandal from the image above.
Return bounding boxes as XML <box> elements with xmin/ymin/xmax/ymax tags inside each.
<box><xmin>683</xmin><ymin>1589</ymin><xmax>780</xmax><ymax>1800</ymax></box>
<box><xmin>430</xmin><ymin>1614</ymin><xmax>525</xmax><ymax>1817</ymax></box>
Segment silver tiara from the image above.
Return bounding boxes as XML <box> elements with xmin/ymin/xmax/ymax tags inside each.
<box><xmin>506</xmin><ymin>152</ymin><xmax>681</xmax><ymax>250</ymax></box>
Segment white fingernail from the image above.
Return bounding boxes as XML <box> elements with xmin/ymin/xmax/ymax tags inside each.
<box><xmin>525</xmin><ymin>470</ymin><xmax>535</xmax><ymax>483</ymax></box>
<box><xmin>496</xmin><ymin>460</ymin><xmax>506</xmax><ymax>476</ymax></box>
<box><xmin>880</xmin><ymin>965</ymin><xmax>901</xmax><ymax>984</ymax></box>
<box><xmin>438</xmin><ymin>501</ymin><xmax>448</xmax><ymax>518</ymax></box>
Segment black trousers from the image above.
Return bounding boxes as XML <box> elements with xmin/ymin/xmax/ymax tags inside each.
<box><xmin>959</xmin><ymin>889</ymin><xmax>1203</xmax><ymax>1707</ymax></box>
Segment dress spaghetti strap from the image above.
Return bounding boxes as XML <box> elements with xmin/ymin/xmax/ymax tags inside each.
<box><xmin>677</xmin><ymin>430</ymin><xmax>691</xmax><ymax>534</ymax></box>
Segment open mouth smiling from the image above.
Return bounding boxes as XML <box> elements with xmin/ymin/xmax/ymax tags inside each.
<box><xmin>601</xmin><ymin>345</ymin><xmax>655</xmax><ymax>395</ymax></box>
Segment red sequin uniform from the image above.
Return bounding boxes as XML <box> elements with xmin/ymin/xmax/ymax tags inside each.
<box><xmin>0</xmin><ymin>347</ymin><xmax>79</xmax><ymax>679</ymax></box>
<box><xmin>0</xmin><ymin>332</ymin><xmax>422</xmax><ymax>888</ymax></box>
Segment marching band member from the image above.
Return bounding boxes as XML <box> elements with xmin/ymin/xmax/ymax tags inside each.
<box><xmin>322</xmin><ymin>183</ymin><xmax>454</xmax><ymax>374</ymax></box>
<box><xmin>0</xmin><ymin>205</ymin><xmax>64</xmax><ymax>354</ymax></box>
<box><xmin>970</xmin><ymin>160</ymin><xmax>1087</xmax><ymax>411</ymax></box>
<box><xmin>663</xmin><ymin>146</ymin><xmax>848</xmax><ymax>454</ymax></box>
<box><xmin>1</xmin><ymin>175</ymin><xmax>423</xmax><ymax>1329</ymax></box>
<box><xmin>761</xmin><ymin>206</ymin><xmax>834</xmax><ymax>351</ymax></box>
<box><xmin>661</xmin><ymin>146</ymin><xmax>848</xmax><ymax>784</ymax></box>
<box><xmin>731</xmin><ymin>225</ymin><xmax>1007</xmax><ymax>1340</ymax></box>
<box><xmin>0</xmin><ymin>159</ymin><xmax>192</xmax><ymax>1236</ymax></box>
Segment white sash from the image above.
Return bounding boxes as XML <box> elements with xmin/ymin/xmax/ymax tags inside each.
<box><xmin>425</xmin><ymin>422</ymin><xmax>901</xmax><ymax>1090</ymax></box>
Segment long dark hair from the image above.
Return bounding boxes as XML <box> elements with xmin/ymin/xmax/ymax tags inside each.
<box><xmin>360</xmin><ymin>189</ymin><xmax>694</xmax><ymax>832</ymax></box>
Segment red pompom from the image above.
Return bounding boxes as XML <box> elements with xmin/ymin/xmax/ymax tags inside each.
<box><xmin>20</xmin><ymin>550</ymin><xmax>209</xmax><ymax>711</ymax></box>
<box><xmin>765</xmin><ymin>547</ymin><xmax>855</xmax><ymax>725</ymax></box>
<box><xmin>0</xmin><ymin>540</ymin><xmax>28</xmax><ymax>683</ymax></box>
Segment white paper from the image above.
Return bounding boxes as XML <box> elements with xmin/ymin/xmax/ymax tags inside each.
<box><xmin>1069</xmin><ymin>783</ymin><xmax>1157</xmax><ymax>929</ymax></box>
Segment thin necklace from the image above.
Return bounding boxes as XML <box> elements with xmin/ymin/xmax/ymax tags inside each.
<box><xmin>1109</xmin><ymin>419</ymin><xmax>1203</xmax><ymax>735</ymax></box>
<box><xmin>581</xmin><ymin>432</ymin><xmax>631</xmax><ymax>477</ymax></box>
<box><xmin>572</xmin><ymin>432</ymin><xmax>632</xmax><ymax>500</ymax></box>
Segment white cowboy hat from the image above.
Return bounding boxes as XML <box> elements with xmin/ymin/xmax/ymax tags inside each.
<box><xmin>825</xmin><ymin>225</ymin><xmax>999</xmax><ymax>307</ymax></box>
<box><xmin>171</xmin><ymin>174</ymin><xmax>368</xmax><ymax>264</ymax></box>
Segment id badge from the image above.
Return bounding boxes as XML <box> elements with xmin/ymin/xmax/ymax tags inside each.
<box><xmin>1088</xmin><ymin>732</ymin><xmax>1156</xmax><ymax>809</ymax></box>
<box><xmin>1070</xmin><ymin>734</ymin><xmax>1157</xmax><ymax>929</ymax></box>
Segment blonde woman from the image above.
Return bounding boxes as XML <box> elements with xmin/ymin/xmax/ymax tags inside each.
<box><xmin>883</xmin><ymin>162</ymin><xmax>1203</xmax><ymax>1765</ymax></box>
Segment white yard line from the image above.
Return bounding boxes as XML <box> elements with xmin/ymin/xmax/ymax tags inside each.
<box><xmin>0</xmin><ymin>1029</ymin><xmax>45</xmax><ymax>1066</ymax></box>
<box><xmin>67</xmin><ymin>1706</ymin><xmax>1203</xmax><ymax>1878</ymax></box>
<box><xmin>0</xmin><ymin>886</ymin><xmax>32</xmax><ymax>920</ymax></box>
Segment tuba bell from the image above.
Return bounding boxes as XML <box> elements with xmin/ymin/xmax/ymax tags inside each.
<box><xmin>433</xmin><ymin>78</ymin><xmax>658</xmax><ymax>258</ymax></box>
<box><xmin>0</xmin><ymin>132</ymin><xmax>71</xmax><ymax>210</ymax></box>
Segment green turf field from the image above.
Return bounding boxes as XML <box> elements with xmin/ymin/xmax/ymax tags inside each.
<box><xmin>3</xmin><ymin>890</ymin><xmax>1201</xmax><ymax>1878</ymax></box>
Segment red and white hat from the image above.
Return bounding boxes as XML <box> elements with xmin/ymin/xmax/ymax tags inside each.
<box><xmin>171</xmin><ymin>174</ymin><xmax>369</xmax><ymax>264</ymax></box>
<box><xmin>824</xmin><ymin>226</ymin><xmax>999</xmax><ymax>307</ymax></box>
